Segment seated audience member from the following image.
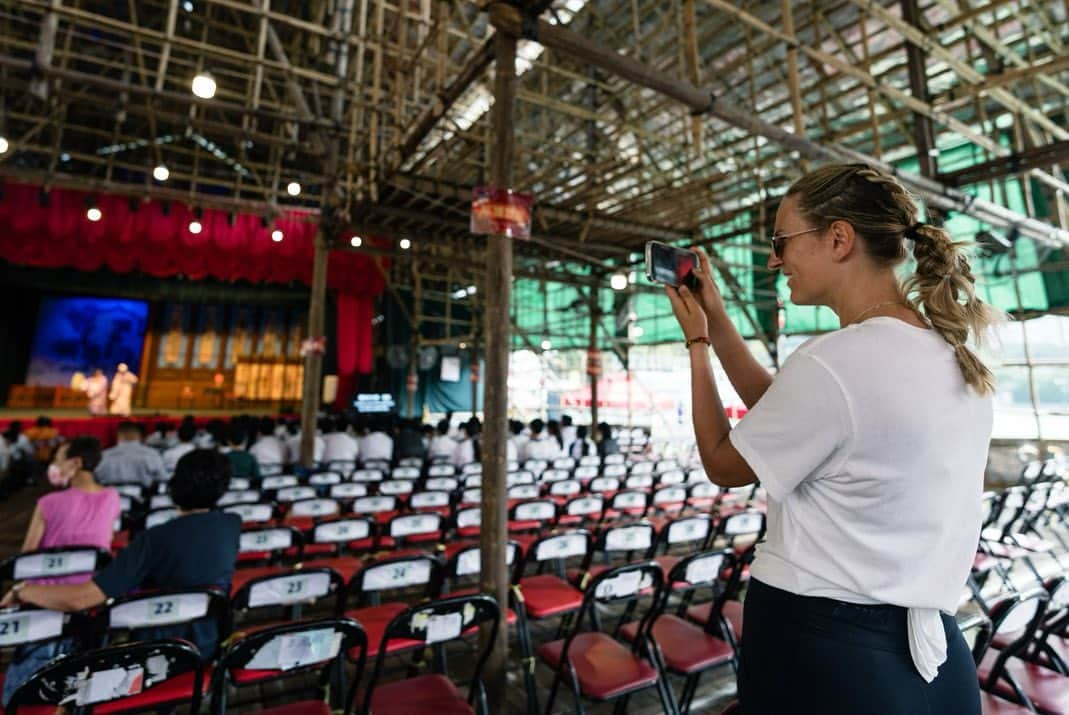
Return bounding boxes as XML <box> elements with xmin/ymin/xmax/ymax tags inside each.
<box><xmin>1</xmin><ymin>450</ymin><xmax>239</xmax><ymax>702</ymax></box>
<box><xmin>596</xmin><ymin>422</ymin><xmax>619</xmax><ymax>458</ymax></box>
<box><xmin>1</xmin><ymin>437</ymin><xmax>120</xmax><ymax>704</ymax></box>
<box><xmin>249</xmin><ymin>417</ymin><xmax>285</xmax><ymax>469</ymax></box>
<box><xmin>395</xmin><ymin>419</ymin><xmax>426</xmax><ymax>462</ymax></box>
<box><xmin>546</xmin><ymin>419</ymin><xmax>565</xmax><ymax>456</ymax></box>
<box><xmin>427</xmin><ymin>420</ymin><xmax>455</xmax><ymax>461</ymax></box>
<box><xmin>451</xmin><ymin>420</ymin><xmax>480</xmax><ymax>467</ymax></box>
<box><xmin>322</xmin><ymin>415</ymin><xmax>360</xmax><ymax>464</ymax></box>
<box><xmin>559</xmin><ymin>414</ymin><xmax>578</xmax><ymax>455</ymax></box>
<box><xmin>96</xmin><ymin>422</ymin><xmax>167</xmax><ymax>488</ymax></box>
<box><xmin>524</xmin><ymin>419</ymin><xmax>561</xmax><ymax>461</ymax></box>
<box><xmin>223</xmin><ymin>424</ymin><xmax>260</xmax><ymax>480</ymax></box>
<box><xmin>284</xmin><ymin>419</ymin><xmax>324</xmax><ymax>465</ymax></box>
<box><xmin>198</xmin><ymin>419</ymin><xmax>226</xmax><ymax>449</ymax></box>
<box><xmin>508</xmin><ymin>420</ymin><xmax>529</xmax><ymax>462</ymax></box>
<box><xmin>568</xmin><ymin>425</ymin><xmax>598</xmax><ymax>459</ymax></box>
<box><xmin>360</xmin><ymin>415</ymin><xmax>394</xmax><ymax>463</ymax></box>
<box><xmin>162</xmin><ymin>421</ymin><xmax>197</xmax><ymax>474</ymax></box>
<box><xmin>25</xmin><ymin>417</ymin><xmax>63</xmax><ymax>473</ymax></box>
<box><xmin>144</xmin><ymin>421</ymin><xmax>175</xmax><ymax>450</ymax></box>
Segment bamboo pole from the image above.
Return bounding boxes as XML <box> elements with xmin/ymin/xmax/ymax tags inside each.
<box><xmin>478</xmin><ymin>31</ymin><xmax>516</xmax><ymax>712</ymax></box>
<box><xmin>589</xmin><ymin>284</ymin><xmax>600</xmax><ymax>429</ymax></box>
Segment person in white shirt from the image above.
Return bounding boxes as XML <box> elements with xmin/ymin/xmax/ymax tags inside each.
<box><xmin>567</xmin><ymin>425</ymin><xmax>597</xmax><ymax>459</ymax></box>
<box><xmin>508</xmin><ymin>421</ymin><xmax>529</xmax><ymax>462</ymax></box>
<box><xmin>427</xmin><ymin>420</ymin><xmax>456</xmax><ymax>462</ymax></box>
<box><xmin>283</xmin><ymin>420</ymin><xmax>325</xmax><ymax>465</ymax></box>
<box><xmin>665</xmin><ymin>164</ymin><xmax>999</xmax><ymax>713</ymax></box>
<box><xmin>322</xmin><ymin>416</ymin><xmax>360</xmax><ymax>464</ymax></box>
<box><xmin>161</xmin><ymin>422</ymin><xmax>197</xmax><ymax>474</ymax></box>
<box><xmin>249</xmin><ymin>417</ymin><xmax>285</xmax><ymax>469</ymax></box>
<box><xmin>359</xmin><ymin>416</ymin><xmax>394</xmax><ymax>464</ymax></box>
<box><xmin>523</xmin><ymin>419</ymin><xmax>561</xmax><ymax>461</ymax></box>
<box><xmin>96</xmin><ymin>422</ymin><xmax>167</xmax><ymax>488</ymax></box>
<box><xmin>559</xmin><ymin>415</ymin><xmax>578</xmax><ymax>455</ymax></box>
<box><xmin>451</xmin><ymin>421</ymin><xmax>479</xmax><ymax>467</ymax></box>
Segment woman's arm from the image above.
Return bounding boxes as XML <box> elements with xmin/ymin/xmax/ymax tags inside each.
<box><xmin>20</xmin><ymin>505</ymin><xmax>46</xmax><ymax>552</ymax></box>
<box><xmin>2</xmin><ymin>580</ymin><xmax>107</xmax><ymax>612</ymax></box>
<box><xmin>670</xmin><ymin>285</ymin><xmax>758</xmax><ymax>488</ymax></box>
<box><xmin>692</xmin><ymin>249</ymin><xmax>773</xmax><ymax>408</ymax></box>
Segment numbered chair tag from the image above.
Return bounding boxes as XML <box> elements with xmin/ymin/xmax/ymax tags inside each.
<box><xmin>226</xmin><ymin>504</ymin><xmax>274</xmax><ymax>523</ymax></box>
<box><xmin>536</xmin><ymin>533</ymin><xmax>587</xmax><ymax>561</ymax></box>
<box><xmin>594</xmin><ymin>570</ymin><xmax>643</xmax><ymax>599</ymax></box>
<box><xmin>363</xmin><ymin>560</ymin><xmax>431</xmax><ymax>591</ymax></box>
<box><xmin>263</xmin><ymin>476</ymin><xmax>299</xmax><ymax>490</ymax></box>
<box><xmin>239</xmin><ymin>529</ymin><xmax>292</xmax><ymax>553</ymax></box>
<box><xmin>606</xmin><ymin>527</ymin><xmax>652</xmax><ymax>551</ymax></box>
<box><xmin>245</xmin><ymin>628</ymin><xmax>343</xmax><ymax>671</ymax></box>
<box><xmin>218</xmin><ymin>490</ymin><xmax>261</xmax><ymax>506</ymax></box>
<box><xmin>0</xmin><ymin>609</ymin><xmax>64</xmax><ymax>646</ymax></box>
<box><xmin>309</xmin><ymin>472</ymin><xmax>342</xmax><ymax>485</ymax></box>
<box><xmin>14</xmin><ymin>550</ymin><xmax>97</xmax><ymax>579</ymax></box>
<box><xmin>110</xmin><ymin>593</ymin><xmax>210</xmax><ymax>628</ymax></box>
<box><xmin>424</xmin><ymin>612</ymin><xmax>463</xmax><ymax>643</ymax></box>
<box><xmin>684</xmin><ymin>556</ymin><xmax>724</xmax><ymax>585</ymax></box>
<box><xmin>315</xmin><ymin>520</ymin><xmax>370</xmax><ymax>543</ymax></box>
<box><xmin>248</xmin><ymin>572</ymin><xmax>332</xmax><ymax>608</ymax></box>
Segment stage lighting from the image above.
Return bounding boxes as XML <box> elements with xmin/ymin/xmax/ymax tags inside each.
<box><xmin>271</xmin><ymin>229</ymin><xmax>283</xmax><ymax>242</ymax></box>
<box><xmin>189</xmin><ymin>220</ymin><xmax>202</xmax><ymax>234</ymax></box>
<box><xmin>153</xmin><ymin>164</ymin><xmax>169</xmax><ymax>182</ymax></box>
<box><xmin>87</xmin><ymin>207</ymin><xmax>102</xmax><ymax>222</ymax></box>
<box><xmin>0</xmin><ymin>136</ymin><xmax>8</xmax><ymax>154</ymax></box>
<box><xmin>399</xmin><ymin>237</ymin><xmax>411</xmax><ymax>250</ymax></box>
<box><xmin>286</xmin><ymin>181</ymin><xmax>301</xmax><ymax>196</ymax></box>
<box><xmin>192</xmin><ymin>72</ymin><xmax>217</xmax><ymax>99</ymax></box>
<box><xmin>610</xmin><ymin>272</ymin><xmax>628</xmax><ymax>290</ymax></box>
<box><xmin>350</xmin><ymin>235</ymin><xmax>362</xmax><ymax>247</ymax></box>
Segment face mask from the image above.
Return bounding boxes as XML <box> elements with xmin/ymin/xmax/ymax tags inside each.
<box><xmin>47</xmin><ymin>463</ymin><xmax>72</xmax><ymax>488</ymax></box>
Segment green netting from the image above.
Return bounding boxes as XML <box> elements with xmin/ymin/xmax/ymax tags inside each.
<box><xmin>508</xmin><ymin>138</ymin><xmax>1067</xmax><ymax>346</ymax></box>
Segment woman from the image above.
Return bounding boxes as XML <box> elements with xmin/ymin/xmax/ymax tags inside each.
<box><xmin>3</xmin><ymin>436</ymin><xmax>120</xmax><ymax>705</ymax></box>
<box><xmin>666</xmin><ymin>164</ymin><xmax>997</xmax><ymax>714</ymax></box>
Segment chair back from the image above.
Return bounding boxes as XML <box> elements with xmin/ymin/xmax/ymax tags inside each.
<box><xmin>0</xmin><ymin>546</ymin><xmax>111</xmax><ymax>583</ymax></box>
<box><xmin>348</xmin><ymin>554</ymin><xmax>442</xmax><ymax>608</ymax></box>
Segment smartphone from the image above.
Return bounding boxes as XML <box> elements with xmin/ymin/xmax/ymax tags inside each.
<box><xmin>645</xmin><ymin>241</ymin><xmax>699</xmax><ymax>289</ymax></box>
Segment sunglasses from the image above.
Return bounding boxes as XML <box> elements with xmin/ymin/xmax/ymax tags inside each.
<box><xmin>769</xmin><ymin>227</ymin><xmax>821</xmax><ymax>259</ymax></box>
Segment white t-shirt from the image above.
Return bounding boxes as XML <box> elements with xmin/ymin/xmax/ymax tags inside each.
<box><xmin>428</xmin><ymin>434</ymin><xmax>456</xmax><ymax>460</ymax></box>
<box><xmin>452</xmin><ymin>438</ymin><xmax>476</xmax><ymax>467</ymax></box>
<box><xmin>360</xmin><ymin>432</ymin><xmax>394</xmax><ymax>462</ymax></box>
<box><xmin>249</xmin><ymin>435</ymin><xmax>285</xmax><ymax>468</ymax></box>
<box><xmin>285</xmin><ymin>432</ymin><xmax>325</xmax><ymax>464</ymax></box>
<box><xmin>322</xmin><ymin>432</ymin><xmax>360</xmax><ymax>463</ymax></box>
<box><xmin>525</xmin><ymin>435</ymin><xmax>562</xmax><ymax>461</ymax></box>
<box><xmin>729</xmin><ymin>317</ymin><xmax>992</xmax><ymax>680</ymax></box>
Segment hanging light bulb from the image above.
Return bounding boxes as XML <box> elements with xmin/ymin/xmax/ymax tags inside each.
<box><xmin>610</xmin><ymin>272</ymin><xmax>628</xmax><ymax>290</ymax></box>
<box><xmin>0</xmin><ymin>136</ymin><xmax>9</xmax><ymax>154</ymax></box>
<box><xmin>399</xmin><ymin>237</ymin><xmax>411</xmax><ymax>250</ymax></box>
<box><xmin>86</xmin><ymin>207</ymin><xmax>102</xmax><ymax>222</ymax></box>
<box><xmin>286</xmin><ymin>181</ymin><xmax>301</xmax><ymax>197</ymax></box>
<box><xmin>153</xmin><ymin>164</ymin><xmax>169</xmax><ymax>182</ymax></box>
<box><xmin>349</xmin><ymin>236</ymin><xmax>362</xmax><ymax>247</ymax></box>
<box><xmin>188</xmin><ymin>220</ymin><xmax>202</xmax><ymax>234</ymax></box>
<box><xmin>191</xmin><ymin>72</ymin><xmax>217</xmax><ymax>99</ymax></box>
<box><xmin>271</xmin><ymin>229</ymin><xmax>284</xmax><ymax>242</ymax></box>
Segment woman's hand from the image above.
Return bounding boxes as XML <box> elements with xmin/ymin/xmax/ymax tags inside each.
<box><xmin>690</xmin><ymin>249</ymin><xmax>731</xmax><ymax>333</ymax></box>
<box><xmin>1</xmin><ymin>584</ymin><xmax>23</xmax><ymax>608</ymax></box>
<box><xmin>666</xmin><ymin>283</ymin><xmax>709</xmax><ymax>342</ymax></box>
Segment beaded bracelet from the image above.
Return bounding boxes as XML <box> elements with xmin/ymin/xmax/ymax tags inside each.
<box><xmin>685</xmin><ymin>336</ymin><xmax>711</xmax><ymax>348</ymax></box>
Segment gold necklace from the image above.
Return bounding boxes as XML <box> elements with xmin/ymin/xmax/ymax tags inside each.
<box><xmin>846</xmin><ymin>299</ymin><xmax>907</xmax><ymax>326</ymax></box>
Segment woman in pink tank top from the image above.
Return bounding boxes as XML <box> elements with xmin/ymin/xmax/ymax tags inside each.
<box><xmin>20</xmin><ymin>436</ymin><xmax>120</xmax><ymax>585</ymax></box>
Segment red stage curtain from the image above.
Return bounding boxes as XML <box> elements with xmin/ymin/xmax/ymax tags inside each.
<box><xmin>0</xmin><ymin>181</ymin><xmax>385</xmax><ymax>386</ymax></box>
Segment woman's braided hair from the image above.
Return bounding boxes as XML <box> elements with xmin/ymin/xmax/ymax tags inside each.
<box><xmin>786</xmin><ymin>163</ymin><xmax>1002</xmax><ymax>395</ymax></box>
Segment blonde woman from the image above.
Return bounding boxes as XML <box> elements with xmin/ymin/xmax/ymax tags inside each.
<box><xmin>667</xmin><ymin>164</ymin><xmax>999</xmax><ymax>714</ymax></box>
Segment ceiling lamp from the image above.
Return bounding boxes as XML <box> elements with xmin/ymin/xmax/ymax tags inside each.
<box><xmin>271</xmin><ymin>229</ymin><xmax>284</xmax><ymax>242</ymax></box>
<box><xmin>350</xmin><ymin>236</ymin><xmax>362</xmax><ymax>247</ymax></box>
<box><xmin>286</xmin><ymin>181</ymin><xmax>301</xmax><ymax>197</ymax></box>
<box><xmin>610</xmin><ymin>272</ymin><xmax>628</xmax><ymax>290</ymax></box>
<box><xmin>152</xmin><ymin>164</ymin><xmax>169</xmax><ymax>182</ymax></box>
<box><xmin>191</xmin><ymin>72</ymin><xmax>217</xmax><ymax>99</ymax></box>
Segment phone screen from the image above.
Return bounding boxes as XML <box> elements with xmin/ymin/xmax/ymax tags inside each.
<box><xmin>646</xmin><ymin>242</ymin><xmax>698</xmax><ymax>288</ymax></box>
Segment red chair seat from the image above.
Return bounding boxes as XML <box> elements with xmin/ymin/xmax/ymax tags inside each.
<box><xmin>94</xmin><ymin>670</ymin><xmax>207</xmax><ymax>714</ymax></box>
<box><xmin>978</xmin><ymin>650</ymin><xmax>1069</xmax><ymax>714</ymax></box>
<box><xmin>441</xmin><ymin>541</ymin><xmax>478</xmax><ymax>561</ymax></box>
<box><xmin>619</xmin><ymin>615</ymin><xmax>734</xmax><ymax>673</ymax></box>
<box><xmin>538</xmin><ymin>632</ymin><xmax>660</xmax><ymax>700</ymax></box>
<box><xmin>237</xmin><ymin>551</ymin><xmax>273</xmax><ymax>564</ymax></box>
<box><xmin>257</xmin><ymin>701</ymin><xmax>332</xmax><ymax>715</ymax></box>
<box><xmin>346</xmin><ymin>603</ymin><xmax>423</xmax><ymax>658</ymax></box>
<box><xmin>511</xmin><ymin>534</ymin><xmax>539</xmax><ymax>556</ymax></box>
<box><xmin>566</xmin><ymin>564</ymin><xmax>609</xmax><ymax>588</ymax></box>
<box><xmin>517</xmin><ymin>574</ymin><xmax>584</xmax><ymax>619</ymax></box>
<box><xmin>456</xmin><ymin>526</ymin><xmax>480</xmax><ymax>538</ymax></box>
<box><xmin>686</xmin><ymin>600</ymin><xmax>743</xmax><ymax>642</ymax></box>
<box><xmin>296</xmin><ymin>543</ymin><xmax>336</xmax><ymax>557</ymax></box>
<box><xmin>653</xmin><ymin>554</ymin><xmax>680</xmax><ymax>579</ymax></box>
<box><xmin>378</xmin><ymin>533</ymin><xmax>440</xmax><ymax>549</ymax></box>
<box><xmin>508</xmin><ymin>520</ymin><xmax>544</xmax><ymax>533</ymax></box>
<box><xmin>369</xmin><ymin>673</ymin><xmax>474</xmax><ymax>714</ymax></box>
<box><xmin>230</xmin><ymin>565</ymin><xmax>289</xmax><ymax>596</ymax></box>
<box><xmin>980</xmin><ymin>692</ymin><xmax>1034</xmax><ymax>715</ymax></box>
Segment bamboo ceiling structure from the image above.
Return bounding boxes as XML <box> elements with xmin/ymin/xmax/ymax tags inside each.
<box><xmin>0</xmin><ymin>0</ymin><xmax>1067</xmax><ymax>297</ymax></box>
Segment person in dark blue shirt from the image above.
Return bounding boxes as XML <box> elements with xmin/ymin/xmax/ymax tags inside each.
<box><xmin>2</xmin><ymin>449</ymin><xmax>241</xmax><ymax>699</ymax></box>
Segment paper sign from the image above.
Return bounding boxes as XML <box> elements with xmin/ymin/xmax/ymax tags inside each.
<box><xmin>309</xmin><ymin>473</ymin><xmax>341</xmax><ymax>486</ymax></box>
<box><xmin>411</xmin><ymin>492</ymin><xmax>449</xmax><ymax>508</ymax></box>
<box><xmin>508</xmin><ymin>485</ymin><xmax>539</xmax><ymax>500</ymax></box>
<box><xmin>76</xmin><ymin>666</ymin><xmax>143</xmax><ymax>705</ymax></box>
<box><xmin>245</xmin><ymin>628</ymin><xmax>343</xmax><ymax>671</ymax></box>
<box><xmin>567</xmin><ymin>498</ymin><xmax>601</xmax><ymax>516</ymax></box>
<box><xmin>229</xmin><ymin>478</ymin><xmax>251</xmax><ymax>490</ymax></box>
<box><xmin>239</xmin><ymin>529</ymin><xmax>291</xmax><ymax>553</ymax></box>
<box><xmin>425</xmin><ymin>612</ymin><xmax>463</xmax><ymax>644</ymax></box>
<box><xmin>654</xmin><ymin>488</ymin><xmax>687</xmax><ymax>505</ymax></box>
<box><xmin>606</xmin><ymin>527</ymin><xmax>652</xmax><ymax>552</ymax></box>
<box><xmin>218</xmin><ymin>490</ymin><xmax>260</xmax><ymax>506</ymax></box>
<box><xmin>428</xmin><ymin>465</ymin><xmax>455</xmax><ymax>477</ymax></box>
<box><xmin>263</xmin><ymin>476</ymin><xmax>299</xmax><ymax>490</ymax></box>
<box><xmin>290</xmin><ymin>499</ymin><xmax>339</xmax><ymax>517</ymax></box>
<box><xmin>725</xmin><ymin>513</ymin><xmax>763</xmax><ymax>536</ymax></box>
<box><xmin>363</xmin><ymin>560</ymin><xmax>431</xmax><ymax>591</ymax></box>
<box><xmin>536</xmin><ymin>534</ymin><xmax>587</xmax><ymax>561</ymax></box>
<box><xmin>425</xmin><ymin>478</ymin><xmax>458</xmax><ymax>491</ymax></box>
<box><xmin>456</xmin><ymin>508</ymin><xmax>481</xmax><ymax>528</ymax></box>
<box><xmin>108</xmin><ymin>593</ymin><xmax>210</xmax><ymax>628</ymax></box>
<box><xmin>0</xmin><ymin>609</ymin><xmax>64</xmax><ymax>646</ymax></box>
<box><xmin>315</xmin><ymin>520</ymin><xmax>370</xmax><ymax>543</ymax></box>
<box><xmin>594</xmin><ymin>571</ymin><xmax>642</xmax><ymax>600</ymax></box>
<box><xmin>551</xmin><ymin>481</ymin><xmax>580</xmax><ymax>496</ymax></box>
<box><xmin>391</xmin><ymin>515</ymin><xmax>437</xmax><ymax>537</ymax></box>
<box><xmin>685</xmin><ymin>556</ymin><xmax>724</xmax><ymax>585</ymax></box>
<box><xmin>150</xmin><ymin>495</ymin><xmax>174</xmax><ymax>509</ymax></box>
<box><xmin>659</xmin><ymin>470</ymin><xmax>685</xmax><ymax>485</ymax></box>
<box><xmin>392</xmin><ymin>467</ymin><xmax>421</xmax><ymax>480</ymax></box>
<box><xmin>351</xmin><ymin>469</ymin><xmax>385</xmax><ymax>483</ymax></box>
<box><xmin>14</xmin><ymin>550</ymin><xmax>97</xmax><ymax>579</ymax></box>
<box><xmin>226</xmin><ymin>504</ymin><xmax>274</xmax><ymax>523</ymax></box>
<box><xmin>248</xmin><ymin>572</ymin><xmax>332</xmax><ymax>608</ymax></box>
<box><xmin>668</xmin><ymin>518</ymin><xmax>710</xmax><ymax>545</ymax></box>
<box><xmin>471</xmin><ymin>186</ymin><xmax>533</xmax><ymax>239</ymax></box>
<box><xmin>379</xmin><ymin>481</ymin><xmax>413</xmax><ymax>495</ymax></box>
<box><xmin>515</xmin><ymin>502</ymin><xmax>553</xmax><ymax>520</ymax></box>
<box><xmin>330</xmin><ymin>483</ymin><xmax>367</xmax><ymax>499</ymax></box>
<box><xmin>277</xmin><ymin>487</ymin><xmax>316</xmax><ymax>503</ymax></box>
<box><xmin>353</xmin><ymin>496</ymin><xmax>395</xmax><ymax>513</ymax></box>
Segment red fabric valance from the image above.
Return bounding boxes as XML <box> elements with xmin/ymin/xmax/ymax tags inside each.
<box><xmin>0</xmin><ymin>181</ymin><xmax>384</xmax><ymax>397</ymax></box>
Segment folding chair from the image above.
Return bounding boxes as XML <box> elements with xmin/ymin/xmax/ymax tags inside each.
<box><xmin>343</xmin><ymin>553</ymin><xmax>443</xmax><ymax>661</ymax></box>
<box><xmin>1030</xmin><ymin>577</ymin><xmax>1069</xmax><ymax>673</ymax></box>
<box><xmin>283</xmin><ymin>498</ymin><xmax>342</xmax><ymax>532</ymax></box>
<box><xmin>379</xmin><ymin>512</ymin><xmax>446</xmax><ymax>551</ymax></box>
<box><xmin>652</xmin><ymin>514</ymin><xmax>715</xmax><ymax>585</ymax></box>
<box><xmin>508</xmin><ymin>499</ymin><xmax>559</xmax><ymax>535</ymax></box>
<box><xmin>235</xmin><ymin>525</ymin><xmax>303</xmax><ymax>572</ymax></box>
<box><xmin>620</xmin><ymin>550</ymin><xmax>736</xmax><ymax>713</ymax></box>
<box><xmin>361</xmin><ymin>594</ymin><xmax>500</xmax><ymax>714</ymax></box>
<box><xmin>975</xmin><ymin>589</ymin><xmax>1069</xmax><ymax>713</ymax></box>
<box><xmin>558</xmin><ymin>494</ymin><xmax>605</xmax><ymax>529</ymax></box>
<box><xmin>308</xmin><ymin>471</ymin><xmax>343</xmax><ymax>487</ymax></box>
<box><xmin>453</xmin><ymin>505</ymin><xmax>482</xmax><ymax>540</ymax></box>
<box><xmin>408</xmin><ymin>490</ymin><xmax>453</xmax><ymax>516</ymax></box>
<box><xmin>0</xmin><ymin>604</ymin><xmax>86</xmax><ymax>700</ymax></box>
<box><xmin>351</xmin><ymin>468</ymin><xmax>386</xmax><ymax>484</ymax></box>
<box><xmin>601</xmin><ymin>489</ymin><xmax>650</xmax><ymax>525</ymax></box>
<box><xmin>211</xmin><ymin>617</ymin><xmax>367</xmax><ymax>715</ymax></box>
<box><xmin>546</xmin><ymin>478</ymin><xmax>582</xmax><ymax>504</ymax></box>
<box><xmin>567</xmin><ymin>522</ymin><xmax>656</xmax><ymax>589</ymax></box>
<box><xmin>350</xmin><ymin>494</ymin><xmax>400</xmax><ymax>526</ymax></box>
<box><xmin>90</xmin><ymin>587</ymin><xmax>230</xmax><ymax>661</ymax></box>
<box><xmin>538</xmin><ymin>562</ymin><xmax>675</xmax><ymax>714</ymax></box>
<box><xmin>425</xmin><ymin>476</ymin><xmax>459</xmax><ymax>492</ymax></box>
<box><xmin>299</xmin><ymin>517</ymin><xmax>378</xmax><ymax>581</ymax></box>
<box><xmin>8</xmin><ymin>639</ymin><xmax>205</xmax><ymax>714</ymax></box>
<box><xmin>588</xmin><ymin>476</ymin><xmax>620</xmax><ymax>498</ymax></box>
<box><xmin>224</xmin><ymin>501</ymin><xmax>276</xmax><ymax>525</ymax></box>
<box><xmin>514</xmin><ymin>531</ymin><xmax>591</xmax><ymax>644</ymax></box>
<box><xmin>218</xmin><ymin>489</ymin><xmax>262</xmax><ymax>507</ymax></box>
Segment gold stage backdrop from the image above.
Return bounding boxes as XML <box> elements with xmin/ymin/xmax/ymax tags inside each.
<box><xmin>142</xmin><ymin>303</ymin><xmax>305</xmax><ymax>410</ymax></box>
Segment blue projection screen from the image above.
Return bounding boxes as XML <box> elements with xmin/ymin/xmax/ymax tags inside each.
<box><xmin>26</xmin><ymin>296</ymin><xmax>149</xmax><ymax>386</ymax></box>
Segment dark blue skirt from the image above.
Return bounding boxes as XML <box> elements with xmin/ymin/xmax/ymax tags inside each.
<box><xmin>738</xmin><ymin>579</ymin><xmax>980</xmax><ymax>715</ymax></box>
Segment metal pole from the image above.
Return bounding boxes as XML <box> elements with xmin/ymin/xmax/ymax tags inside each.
<box><xmin>479</xmin><ymin>30</ymin><xmax>515</xmax><ymax>712</ymax></box>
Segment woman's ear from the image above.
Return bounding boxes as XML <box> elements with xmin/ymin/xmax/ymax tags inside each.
<box><xmin>829</xmin><ymin>219</ymin><xmax>857</xmax><ymax>261</ymax></box>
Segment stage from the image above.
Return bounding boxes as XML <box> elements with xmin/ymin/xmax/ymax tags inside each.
<box><xmin>0</xmin><ymin>408</ymin><xmax>280</xmax><ymax>448</ymax></box>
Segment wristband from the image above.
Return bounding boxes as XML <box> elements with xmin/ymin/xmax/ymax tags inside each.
<box><xmin>685</xmin><ymin>336</ymin><xmax>711</xmax><ymax>348</ymax></box>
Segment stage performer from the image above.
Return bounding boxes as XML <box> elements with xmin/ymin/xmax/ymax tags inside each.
<box><xmin>108</xmin><ymin>363</ymin><xmax>138</xmax><ymax>416</ymax></box>
<box><xmin>84</xmin><ymin>369</ymin><xmax>109</xmax><ymax>416</ymax></box>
